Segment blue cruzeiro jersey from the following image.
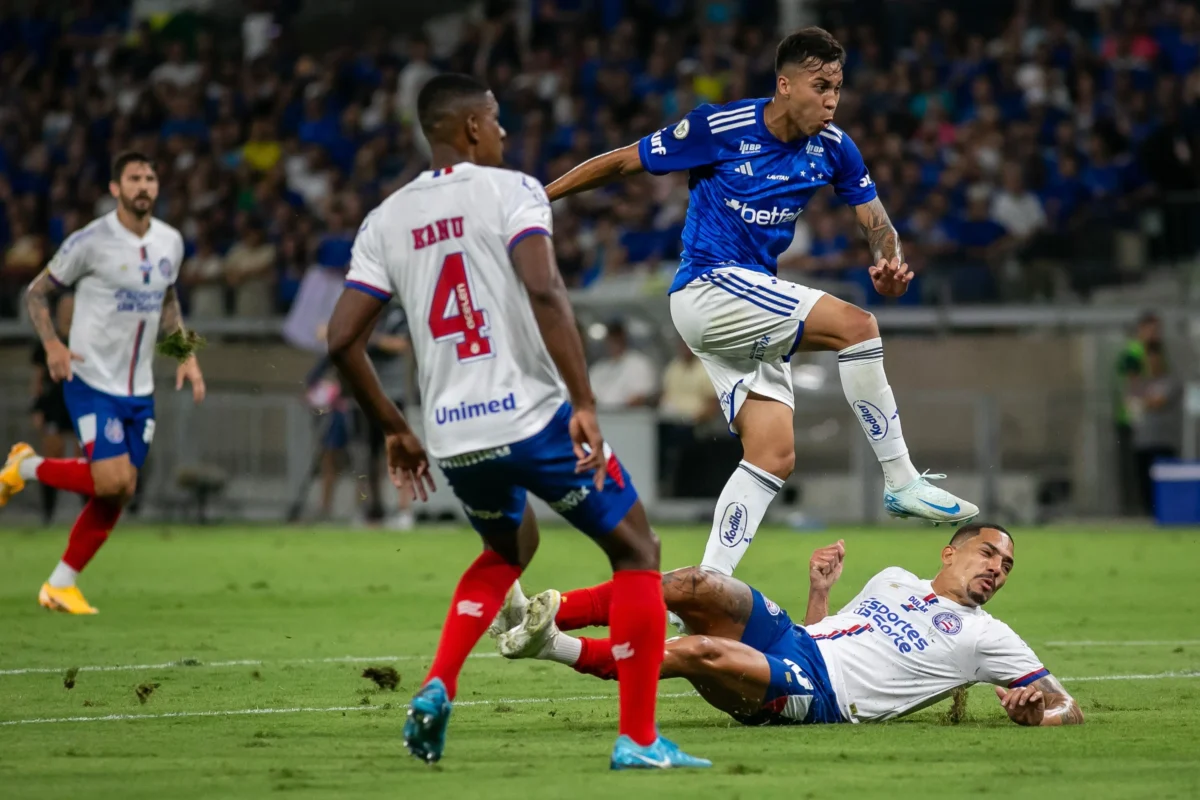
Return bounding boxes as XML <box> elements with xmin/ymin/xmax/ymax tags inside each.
<box><xmin>637</xmin><ymin>97</ymin><xmax>878</xmax><ymax>293</ymax></box>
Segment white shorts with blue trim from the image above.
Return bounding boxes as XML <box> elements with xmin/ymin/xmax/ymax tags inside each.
<box><xmin>670</xmin><ymin>267</ymin><xmax>824</xmax><ymax>433</ymax></box>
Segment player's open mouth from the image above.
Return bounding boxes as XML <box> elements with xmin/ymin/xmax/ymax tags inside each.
<box><xmin>821</xmin><ymin>118</ymin><xmax>833</xmax><ymax>127</ymax></box>
<box><xmin>977</xmin><ymin>577</ymin><xmax>994</xmax><ymax>593</ymax></box>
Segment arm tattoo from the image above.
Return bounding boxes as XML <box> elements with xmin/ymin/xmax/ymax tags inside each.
<box><xmin>855</xmin><ymin>197</ymin><xmax>903</xmax><ymax>263</ymax></box>
<box><xmin>1030</xmin><ymin>675</ymin><xmax>1085</xmax><ymax>725</ymax></box>
<box><xmin>159</xmin><ymin>285</ymin><xmax>184</xmax><ymax>336</ymax></box>
<box><xmin>26</xmin><ymin>271</ymin><xmax>64</xmax><ymax>345</ymax></box>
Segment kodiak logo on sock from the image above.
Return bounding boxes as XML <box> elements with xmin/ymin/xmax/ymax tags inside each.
<box><xmin>854</xmin><ymin>400</ymin><xmax>888</xmax><ymax>441</ymax></box>
<box><xmin>719</xmin><ymin>502</ymin><xmax>749</xmax><ymax>547</ymax></box>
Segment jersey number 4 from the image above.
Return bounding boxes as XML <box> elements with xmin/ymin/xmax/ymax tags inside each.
<box><xmin>428</xmin><ymin>252</ymin><xmax>493</xmax><ymax>362</ymax></box>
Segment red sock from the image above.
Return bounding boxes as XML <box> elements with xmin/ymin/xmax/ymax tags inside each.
<box><xmin>62</xmin><ymin>498</ymin><xmax>122</xmax><ymax>571</ymax></box>
<box><xmin>556</xmin><ymin>581</ymin><xmax>613</xmax><ymax>630</ymax></box>
<box><xmin>424</xmin><ymin>550</ymin><xmax>521</xmax><ymax>700</ymax></box>
<box><xmin>572</xmin><ymin>636</ymin><xmax>617</xmax><ymax>680</ymax></box>
<box><xmin>36</xmin><ymin>459</ymin><xmax>95</xmax><ymax>496</ymax></box>
<box><xmin>610</xmin><ymin>570</ymin><xmax>665</xmax><ymax>747</ymax></box>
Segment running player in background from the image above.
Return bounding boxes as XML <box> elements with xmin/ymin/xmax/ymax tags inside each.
<box><xmin>498</xmin><ymin>524</ymin><xmax>1084</xmax><ymax>728</ymax></box>
<box><xmin>0</xmin><ymin>152</ymin><xmax>205</xmax><ymax>614</ymax></box>
<box><xmin>325</xmin><ymin>73</ymin><xmax>709</xmax><ymax>770</ymax></box>
<box><xmin>546</xmin><ymin>27</ymin><xmax>977</xmax><ymax>579</ymax></box>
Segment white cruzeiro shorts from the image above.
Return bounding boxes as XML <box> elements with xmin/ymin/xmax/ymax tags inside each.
<box><xmin>670</xmin><ymin>267</ymin><xmax>825</xmax><ymax>432</ymax></box>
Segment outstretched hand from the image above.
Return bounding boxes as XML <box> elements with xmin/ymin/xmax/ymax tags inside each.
<box><xmin>869</xmin><ymin>257</ymin><xmax>913</xmax><ymax>297</ymax></box>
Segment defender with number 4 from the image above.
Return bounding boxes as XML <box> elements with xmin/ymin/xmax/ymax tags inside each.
<box><xmin>325</xmin><ymin>73</ymin><xmax>708</xmax><ymax>770</ymax></box>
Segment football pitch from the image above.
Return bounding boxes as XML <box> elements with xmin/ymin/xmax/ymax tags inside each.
<box><xmin>1</xmin><ymin>524</ymin><xmax>1198</xmax><ymax>799</ymax></box>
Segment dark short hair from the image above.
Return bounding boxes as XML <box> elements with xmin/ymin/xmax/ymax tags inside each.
<box><xmin>110</xmin><ymin>150</ymin><xmax>154</xmax><ymax>181</ymax></box>
<box><xmin>1138</xmin><ymin>311</ymin><xmax>1160</xmax><ymax>327</ymax></box>
<box><xmin>775</xmin><ymin>27</ymin><xmax>846</xmax><ymax>75</ymax></box>
<box><xmin>948</xmin><ymin>521</ymin><xmax>1012</xmax><ymax>548</ymax></box>
<box><xmin>417</xmin><ymin>73</ymin><xmax>491</xmax><ymax>137</ymax></box>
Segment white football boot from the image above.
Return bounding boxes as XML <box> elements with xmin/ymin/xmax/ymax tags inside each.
<box><xmin>497</xmin><ymin>589</ymin><xmax>561</xmax><ymax>659</ymax></box>
<box><xmin>884</xmin><ymin>471</ymin><xmax>979</xmax><ymax>526</ymax></box>
<box><xmin>487</xmin><ymin>579</ymin><xmax>529</xmax><ymax>638</ymax></box>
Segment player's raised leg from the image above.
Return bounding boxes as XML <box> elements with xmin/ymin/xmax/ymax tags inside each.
<box><xmin>800</xmin><ymin>294</ymin><xmax>977</xmax><ymax>524</ymax></box>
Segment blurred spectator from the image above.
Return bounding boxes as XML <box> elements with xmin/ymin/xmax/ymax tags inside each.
<box><xmin>589</xmin><ymin>320</ymin><xmax>657</xmax><ymax>410</ymax></box>
<box><xmin>2</xmin><ymin>214</ymin><xmax>44</xmax><ymax>317</ymax></box>
<box><xmin>224</xmin><ymin>219</ymin><xmax>276</xmax><ymax>318</ymax></box>
<box><xmin>181</xmin><ymin>235</ymin><xmax>226</xmax><ymax>320</ymax></box>
<box><xmin>657</xmin><ymin>338</ymin><xmax>719</xmax><ymax>493</ymax></box>
<box><xmin>1128</xmin><ymin>341</ymin><xmax>1180</xmax><ymax>516</ymax></box>
<box><xmin>991</xmin><ymin>165</ymin><xmax>1047</xmax><ymax>242</ymax></box>
<box><xmin>361</xmin><ymin>305</ymin><xmax>415</xmax><ymax>530</ymax></box>
<box><xmin>1115</xmin><ymin>311</ymin><xmax>1162</xmax><ymax>514</ymax></box>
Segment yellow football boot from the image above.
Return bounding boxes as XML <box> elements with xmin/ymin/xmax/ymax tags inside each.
<box><xmin>0</xmin><ymin>442</ymin><xmax>36</xmax><ymax>507</ymax></box>
<box><xmin>38</xmin><ymin>583</ymin><xmax>99</xmax><ymax>614</ymax></box>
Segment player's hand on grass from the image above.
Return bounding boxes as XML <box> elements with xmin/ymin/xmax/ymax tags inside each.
<box><xmin>569</xmin><ymin>407</ymin><xmax>607</xmax><ymax>490</ymax></box>
<box><xmin>45</xmin><ymin>339</ymin><xmax>84</xmax><ymax>382</ymax></box>
<box><xmin>176</xmin><ymin>355</ymin><xmax>206</xmax><ymax>403</ymax></box>
<box><xmin>868</xmin><ymin>257</ymin><xmax>912</xmax><ymax>297</ymax></box>
<box><xmin>386</xmin><ymin>430</ymin><xmax>436</xmax><ymax>502</ymax></box>
<box><xmin>995</xmin><ymin>685</ymin><xmax>1046</xmax><ymax>726</ymax></box>
<box><xmin>809</xmin><ymin>540</ymin><xmax>845</xmax><ymax>592</ymax></box>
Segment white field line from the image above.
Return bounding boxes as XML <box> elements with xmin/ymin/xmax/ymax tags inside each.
<box><xmin>0</xmin><ymin>653</ymin><xmax>500</xmax><ymax>677</ymax></box>
<box><xmin>0</xmin><ymin>692</ymin><xmax>698</xmax><ymax>727</ymax></box>
<box><xmin>1</xmin><ymin>673</ymin><xmax>1197</xmax><ymax>727</ymax></box>
<box><xmin>1045</xmin><ymin>640</ymin><xmax>1200</xmax><ymax>647</ymax></box>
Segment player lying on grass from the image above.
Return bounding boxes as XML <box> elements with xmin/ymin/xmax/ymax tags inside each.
<box><xmin>494</xmin><ymin>522</ymin><xmax>1083</xmax><ymax>727</ymax></box>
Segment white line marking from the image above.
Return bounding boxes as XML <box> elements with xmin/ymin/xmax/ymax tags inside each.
<box><xmin>0</xmin><ymin>692</ymin><xmax>699</xmax><ymax>727</ymax></box>
<box><xmin>1</xmin><ymin>674</ymin><xmax>1197</xmax><ymax>727</ymax></box>
<box><xmin>0</xmin><ymin>653</ymin><xmax>501</xmax><ymax>677</ymax></box>
<box><xmin>1045</xmin><ymin>640</ymin><xmax>1200</xmax><ymax>648</ymax></box>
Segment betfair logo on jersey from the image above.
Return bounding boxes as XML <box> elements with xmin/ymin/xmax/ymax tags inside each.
<box><xmin>434</xmin><ymin>392</ymin><xmax>516</xmax><ymax>425</ymax></box>
<box><xmin>549</xmin><ymin>486</ymin><xmax>590</xmax><ymax>513</ymax></box>
<box><xmin>724</xmin><ymin>198</ymin><xmax>801</xmax><ymax>226</ymax></box>
<box><xmin>649</xmin><ymin>130</ymin><xmax>667</xmax><ymax>157</ymax></box>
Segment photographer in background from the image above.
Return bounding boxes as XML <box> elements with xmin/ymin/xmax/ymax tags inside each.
<box><xmin>1128</xmin><ymin>341</ymin><xmax>1181</xmax><ymax>517</ymax></box>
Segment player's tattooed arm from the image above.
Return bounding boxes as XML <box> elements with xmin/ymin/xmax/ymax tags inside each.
<box><xmin>159</xmin><ymin>285</ymin><xmax>184</xmax><ymax>335</ymax></box>
<box><xmin>995</xmin><ymin>674</ymin><xmax>1084</xmax><ymax>726</ymax></box>
<box><xmin>25</xmin><ymin>270</ymin><xmax>65</xmax><ymax>345</ymax></box>
<box><xmin>545</xmin><ymin>143</ymin><xmax>644</xmax><ymax>202</ymax></box>
<box><xmin>853</xmin><ymin>197</ymin><xmax>903</xmax><ymax>264</ymax></box>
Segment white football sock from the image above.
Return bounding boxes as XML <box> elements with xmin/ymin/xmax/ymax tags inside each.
<box><xmin>538</xmin><ymin>632</ymin><xmax>582</xmax><ymax>665</ymax></box>
<box><xmin>19</xmin><ymin>456</ymin><xmax>44</xmax><ymax>480</ymax></box>
<box><xmin>838</xmin><ymin>338</ymin><xmax>920</xmax><ymax>489</ymax></box>
<box><xmin>48</xmin><ymin>561</ymin><xmax>78</xmax><ymax>589</ymax></box>
<box><xmin>700</xmin><ymin>460</ymin><xmax>783</xmax><ymax>576</ymax></box>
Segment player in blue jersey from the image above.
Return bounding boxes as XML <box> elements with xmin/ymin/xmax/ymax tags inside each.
<box><xmin>547</xmin><ymin>27</ymin><xmax>977</xmax><ymax>577</ymax></box>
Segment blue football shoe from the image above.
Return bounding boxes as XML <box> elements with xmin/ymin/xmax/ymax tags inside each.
<box><xmin>610</xmin><ymin>734</ymin><xmax>712</xmax><ymax>770</ymax></box>
<box><xmin>403</xmin><ymin>678</ymin><xmax>452</xmax><ymax>764</ymax></box>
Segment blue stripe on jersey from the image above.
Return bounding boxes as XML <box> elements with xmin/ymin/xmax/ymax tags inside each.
<box><xmin>704</xmin><ymin>274</ymin><xmax>796</xmax><ymax>317</ymax></box>
<box><xmin>344</xmin><ymin>279</ymin><xmax>392</xmax><ymax>302</ymax></box>
<box><xmin>507</xmin><ymin>226</ymin><xmax>551</xmax><ymax>252</ymax></box>
<box><xmin>1009</xmin><ymin>668</ymin><xmax>1050</xmax><ymax>688</ymax></box>
<box><xmin>716</xmin><ymin>270</ymin><xmax>800</xmax><ymax>306</ymax></box>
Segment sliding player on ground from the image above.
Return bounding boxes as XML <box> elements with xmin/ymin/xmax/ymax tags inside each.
<box><xmin>496</xmin><ymin>523</ymin><xmax>1083</xmax><ymax>728</ymax></box>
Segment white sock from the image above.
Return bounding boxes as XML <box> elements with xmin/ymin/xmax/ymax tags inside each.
<box><xmin>538</xmin><ymin>632</ymin><xmax>582</xmax><ymax>665</ymax></box>
<box><xmin>19</xmin><ymin>456</ymin><xmax>44</xmax><ymax>480</ymax></box>
<box><xmin>700</xmin><ymin>460</ymin><xmax>783</xmax><ymax>576</ymax></box>
<box><xmin>838</xmin><ymin>338</ymin><xmax>920</xmax><ymax>489</ymax></box>
<box><xmin>48</xmin><ymin>561</ymin><xmax>78</xmax><ymax>589</ymax></box>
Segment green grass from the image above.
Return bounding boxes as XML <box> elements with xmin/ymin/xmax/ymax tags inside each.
<box><xmin>1</xmin><ymin>524</ymin><xmax>1199</xmax><ymax>799</ymax></box>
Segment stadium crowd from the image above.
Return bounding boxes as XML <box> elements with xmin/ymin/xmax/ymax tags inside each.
<box><xmin>3</xmin><ymin>0</ymin><xmax>1200</xmax><ymax>319</ymax></box>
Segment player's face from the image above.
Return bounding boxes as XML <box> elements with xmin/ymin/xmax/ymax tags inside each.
<box><xmin>778</xmin><ymin>60</ymin><xmax>843</xmax><ymax>137</ymax></box>
<box><xmin>110</xmin><ymin>162</ymin><xmax>159</xmax><ymax>217</ymax></box>
<box><xmin>472</xmin><ymin>92</ymin><xmax>506</xmax><ymax>168</ymax></box>
<box><xmin>942</xmin><ymin>529</ymin><xmax>1014</xmax><ymax>606</ymax></box>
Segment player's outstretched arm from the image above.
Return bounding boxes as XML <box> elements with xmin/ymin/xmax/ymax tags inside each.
<box><xmin>510</xmin><ymin>232</ymin><xmax>607</xmax><ymax>485</ymax></box>
<box><xmin>327</xmin><ymin>288</ymin><xmax>435</xmax><ymax>500</ymax></box>
<box><xmin>159</xmin><ymin>285</ymin><xmax>206</xmax><ymax>403</ymax></box>
<box><xmin>25</xmin><ymin>270</ymin><xmax>82</xmax><ymax>383</ymax></box>
<box><xmin>544</xmin><ymin>143</ymin><xmax>644</xmax><ymax>202</ymax></box>
<box><xmin>994</xmin><ymin>674</ymin><xmax>1084</xmax><ymax>726</ymax></box>
<box><xmin>853</xmin><ymin>198</ymin><xmax>913</xmax><ymax>298</ymax></box>
<box><xmin>803</xmin><ymin>540</ymin><xmax>845</xmax><ymax>625</ymax></box>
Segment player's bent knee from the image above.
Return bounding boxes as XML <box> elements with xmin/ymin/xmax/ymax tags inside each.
<box><xmin>676</xmin><ymin>635</ymin><xmax>725</xmax><ymax>668</ymax></box>
<box><xmin>844</xmin><ymin>308</ymin><xmax>879</xmax><ymax>345</ymax></box>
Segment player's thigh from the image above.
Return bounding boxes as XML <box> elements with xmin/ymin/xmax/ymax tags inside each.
<box><xmin>794</xmin><ymin>291</ymin><xmax>880</xmax><ymax>352</ymax></box>
<box><xmin>670</xmin><ymin>268</ymin><xmax>823</xmax><ymax>362</ymax></box>
<box><xmin>62</xmin><ymin>379</ymin><xmax>137</xmax><ymax>495</ymax></box>
<box><xmin>662</xmin><ymin>566</ymin><xmax>755</xmax><ymax>641</ymax></box>
<box><xmin>661</xmin><ymin>635</ymin><xmax>774</xmax><ymax>718</ymax></box>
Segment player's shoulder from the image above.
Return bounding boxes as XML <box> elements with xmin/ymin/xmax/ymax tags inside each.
<box><xmin>817</xmin><ymin>123</ymin><xmax>864</xmax><ymax>159</ymax></box>
<box><xmin>868</xmin><ymin>565</ymin><xmax>921</xmax><ymax>586</ymax></box>
<box><xmin>474</xmin><ymin>164</ymin><xmax>547</xmax><ymax>197</ymax></box>
<box><xmin>63</xmin><ymin>213</ymin><xmax>112</xmax><ymax>249</ymax></box>
<box><xmin>694</xmin><ymin>97</ymin><xmax>766</xmax><ymax>140</ymax></box>
<box><xmin>151</xmin><ymin>216</ymin><xmax>184</xmax><ymax>245</ymax></box>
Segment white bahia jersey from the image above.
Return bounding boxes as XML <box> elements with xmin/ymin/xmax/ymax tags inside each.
<box><xmin>47</xmin><ymin>211</ymin><xmax>184</xmax><ymax>398</ymax></box>
<box><xmin>345</xmin><ymin>162</ymin><xmax>566</xmax><ymax>459</ymax></box>
<box><xmin>806</xmin><ymin>567</ymin><xmax>1048</xmax><ymax>723</ymax></box>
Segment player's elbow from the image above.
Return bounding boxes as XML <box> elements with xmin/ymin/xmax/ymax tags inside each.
<box><xmin>617</xmin><ymin>144</ymin><xmax>644</xmax><ymax>176</ymax></box>
<box><xmin>325</xmin><ymin>323</ymin><xmax>357</xmax><ymax>361</ymax></box>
